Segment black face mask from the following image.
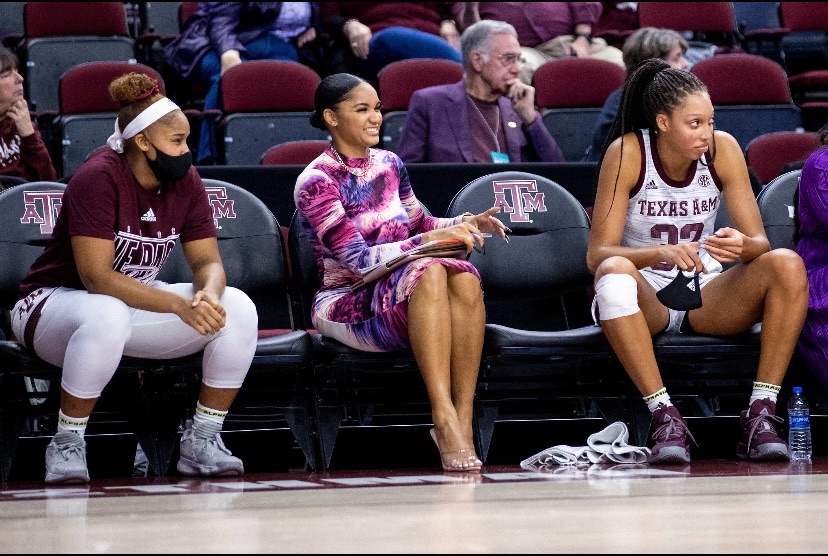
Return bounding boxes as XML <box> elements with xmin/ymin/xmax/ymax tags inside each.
<box><xmin>146</xmin><ymin>142</ymin><xmax>192</xmax><ymax>181</ymax></box>
<box><xmin>656</xmin><ymin>271</ymin><xmax>703</xmax><ymax>311</ymax></box>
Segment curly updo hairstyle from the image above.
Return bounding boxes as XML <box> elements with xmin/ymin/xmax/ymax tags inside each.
<box><xmin>109</xmin><ymin>72</ymin><xmax>170</xmax><ymax>138</ymax></box>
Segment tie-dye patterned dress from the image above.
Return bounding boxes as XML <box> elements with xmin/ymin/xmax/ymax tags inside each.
<box><xmin>294</xmin><ymin>146</ymin><xmax>481</xmax><ymax>352</ymax></box>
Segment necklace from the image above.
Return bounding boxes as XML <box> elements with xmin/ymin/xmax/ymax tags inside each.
<box><xmin>468</xmin><ymin>95</ymin><xmax>502</xmax><ymax>153</ymax></box>
<box><xmin>330</xmin><ymin>144</ymin><xmax>371</xmax><ymax>177</ymax></box>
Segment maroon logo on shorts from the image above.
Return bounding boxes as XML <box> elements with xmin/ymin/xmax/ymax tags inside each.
<box><xmin>19</xmin><ymin>190</ymin><xmax>64</xmax><ymax>234</ymax></box>
<box><xmin>492</xmin><ymin>180</ymin><xmax>547</xmax><ymax>223</ymax></box>
<box><xmin>205</xmin><ymin>186</ymin><xmax>237</xmax><ymax>229</ymax></box>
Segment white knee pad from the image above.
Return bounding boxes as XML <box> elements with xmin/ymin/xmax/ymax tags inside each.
<box><xmin>594</xmin><ymin>273</ymin><xmax>640</xmax><ymax>321</ymax></box>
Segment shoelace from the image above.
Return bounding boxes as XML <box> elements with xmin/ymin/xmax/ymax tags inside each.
<box><xmin>652</xmin><ymin>414</ymin><xmax>698</xmax><ymax>447</ymax></box>
<box><xmin>744</xmin><ymin>411</ymin><xmax>784</xmax><ymax>448</ymax></box>
<box><xmin>58</xmin><ymin>444</ymin><xmax>85</xmax><ymax>462</ymax></box>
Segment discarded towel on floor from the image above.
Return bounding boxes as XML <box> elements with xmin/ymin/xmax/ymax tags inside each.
<box><xmin>520</xmin><ymin>421</ymin><xmax>651</xmax><ymax>469</ymax></box>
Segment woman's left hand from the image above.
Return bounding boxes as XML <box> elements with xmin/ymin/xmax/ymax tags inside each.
<box><xmin>465</xmin><ymin>206</ymin><xmax>510</xmax><ymax>241</ymax></box>
<box><xmin>701</xmin><ymin>227</ymin><xmax>744</xmax><ymax>263</ymax></box>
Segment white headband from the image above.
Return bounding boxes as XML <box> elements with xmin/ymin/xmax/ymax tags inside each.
<box><xmin>107</xmin><ymin>97</ymin><xmax>181</xmax><ymax>153</ymax></box>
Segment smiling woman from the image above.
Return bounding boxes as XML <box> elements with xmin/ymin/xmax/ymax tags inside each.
<box><xmin>294</xmin><ymin>72</ymin><xmax>510</xmax><ymax>473</ymax></box>
<box><xmin>586</xmin><ymin>58</ymin><xmax>808</xmax><ymax>465</ymax></box>
<box><xmin>0</xmin><ymin>45</ymin><xmax>56</xmax><ymax>182</ymax></box>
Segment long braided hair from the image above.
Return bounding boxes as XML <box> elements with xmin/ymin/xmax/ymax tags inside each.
<box><xmin>595</xmin><ymin>58</ymin><xmax>713</xmax><ymax>221</ymax></box>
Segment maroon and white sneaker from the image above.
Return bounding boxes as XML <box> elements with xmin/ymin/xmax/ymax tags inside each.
<box><xmin>648</xmin><ymin>404</ymin><xmax>697</xmax><ymax>464</ymax></box>
<box><xmin>736</xmin><ymin>398</ymin><xmax>789</xmax><ymax>461</ymax></box>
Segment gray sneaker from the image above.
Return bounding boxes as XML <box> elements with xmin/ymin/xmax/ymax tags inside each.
<box><xmin>176</xmin><ymin>426</ymin><xmax>244</xmax><ymax>477</ymax></box>
<box><xmin>45</xmin><ymin>431</ymin><xmax>90</xmax><ymax>484</ymax></box>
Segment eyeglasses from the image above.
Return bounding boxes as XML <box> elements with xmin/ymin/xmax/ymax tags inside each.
<box><xmin>491</xmin><ymin>53</ymin><xmax>522</xmax><ymax>67</ymax></box>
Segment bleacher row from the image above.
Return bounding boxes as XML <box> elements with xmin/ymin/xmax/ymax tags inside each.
<box><xmin>0</xmin><ymin>2</ymin><xmax>827</xmax><ymax>182</ymax></box>
<box><xmin>0</xmin><ymin>162</ymin><xmax>811</xmax><ymax>480</ymax></box>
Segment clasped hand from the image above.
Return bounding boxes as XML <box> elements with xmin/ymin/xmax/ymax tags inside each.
<box><xmin>178</xmin><ymin>289</ymin><xmax>226</xmax><ymax>335</ymax></box>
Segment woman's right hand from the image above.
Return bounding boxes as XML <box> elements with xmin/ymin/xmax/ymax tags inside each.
<box><xmin>422</xmin><ymin>222</ymin><xmax>483</xmax><ymax>255</ymax></box>
<box><xmin>220</xmin><ymin>49</ymin><xmax>243</xmax><ymax>75</ymax></box>
<box><xmin>658</xmin><ymin>241</ymin><xmax>707</xmax><ymax>273</ymax></box>
<box><xmin>175</xmin><ymin>293</ymin><xmax>226</xmax><ymax>335</ymax></box>
<box><xmin>344</xmin><ymin>19</ymin><xmax>372</xmax><ymax>59</ymax></box>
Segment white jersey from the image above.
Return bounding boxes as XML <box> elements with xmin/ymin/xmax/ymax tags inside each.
<box><xmin>621</xmin><ymin>129</ymin><xmax>723</xmax><ymax>278</ymax></box>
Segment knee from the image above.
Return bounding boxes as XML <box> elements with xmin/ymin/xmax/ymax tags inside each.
<box><xmin>764</xmin><ymin>249</ymin><xmax>808</xmax><ymax>295</ymax></box>
<box><xmin>594</xmin><ymin>256</ymin><xmax>637</xmax><ymax>281</ymax></box>
<box><xmin>86</xmin><ymin>296</ymin><xmax>132</xmax><ymax>342</ymax></box>
<box><xmin>220</xmin><ymin>287</ymin><xmax>259</xmax><ymax>334</ymax></box>
<box><xmin>448</xmin><ymin>272</ymin><xmax>484</xmax><ymax>309</ymax></box>
<box><xmin>413</xmin><ymin>264</ymin><xmax>449</xmax><ymax>300</ymax></box>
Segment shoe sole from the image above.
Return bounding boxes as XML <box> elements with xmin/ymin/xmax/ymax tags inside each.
<box><xmin>737</xmin><ymin>443</ymin><xmax>790</xmax><ymax>461</ymax></box>
<box><xmin>648</xmin><ymin>446</ymin><xmax>691</xmax><ymax>464</ymax></box>
<box><xmin>177</xmin><ymin>459</ymin><xmax>243</xmax><ymax>477</ymax></box>
<box><xmin>45</xmin><ymin>472</ymin><xmax>90</xmax><ymax>485</ymax></box>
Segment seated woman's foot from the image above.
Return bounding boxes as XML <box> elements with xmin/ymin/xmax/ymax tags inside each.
<box><xmin>429</xmin><ymin>428</ymin><xmax>483</xmax><ymax>473</ymax></box>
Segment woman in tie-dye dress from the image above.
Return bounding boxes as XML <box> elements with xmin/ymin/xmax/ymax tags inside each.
<box><xmin>295</xmin><ymin>73</ymin><xmax>508</xmax><ymax>472</ymax></box>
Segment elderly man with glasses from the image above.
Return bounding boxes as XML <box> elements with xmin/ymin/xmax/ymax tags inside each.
<box><xmin>397</xmin><ymin>19</ymin><xmax>564</xmax><ymax>164</ymax></box>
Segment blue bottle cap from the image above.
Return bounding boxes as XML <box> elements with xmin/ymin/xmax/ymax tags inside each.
<box><xmin>793</xmin><ymin>386</ymin><xmax>803</xmax><ymax>394</ymax></box>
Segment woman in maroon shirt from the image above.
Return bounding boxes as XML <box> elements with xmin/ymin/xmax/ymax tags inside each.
<box><xmin>0</xmin><ymin>46</ymin><xmax>56</xmax><ymax>186</ymax></box>
<box><xmin>11</xmin><ymin>73</ymin><xmax>258</xmax><ymax>484</ymax></box>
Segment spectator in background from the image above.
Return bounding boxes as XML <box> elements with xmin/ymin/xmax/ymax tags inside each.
<box><xmin>397</xmin><ymin>20</ymin><xmax>564</xmax><ymax>164</ymax></box>
<box><xmin>585</xmin><ymin>27</ymin><xmax>688</xmax><ymax>162</ymax></box>
<box><xmin>164</xmin><ymin>2</ymin><xmax>323</xmax><ymax>164</ymax></box>
<box><xmin>794</xmin><ymin>122</ymin><xmax>828</xmax><ymax>390</ymax></box>
<box><xmin>453</xmin><ymin>2</ymin><xmax>625</xmax><ymax>85</ymax></box>
<box><xmin>593</xmin><ymin>2</ymin><xmax>640</xmax><ymax>48</ymax></box>
<box><xmin>0</xmin><ymin>46</ymin><xmax>57</xmax><ymax>184</ymax></box>
<box><xmin>320</xmin><ymin>2</ymin><xmax>462</xmax><ymax>83</ymax></box>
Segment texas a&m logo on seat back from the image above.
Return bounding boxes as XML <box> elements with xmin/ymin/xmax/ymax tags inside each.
<box><xmin>19</xmin><ymin>190</ymin><xmax>64</xmax><ymax>235</ymax></box>
<box><xmin>205</xmin><ymin>186</ymin><xmax>237</xmax><ymax>230</ymax></box>
<box><xmin>492</xmin><ymin>179</ymin><xmax>547</xmax><ymax>223</ymax></box>
<box><xmin>17</xmin><ymin>187</ymin><xmax>238</xmax><ymax>233</ymax></box>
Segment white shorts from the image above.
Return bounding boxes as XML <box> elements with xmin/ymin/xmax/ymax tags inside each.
<box><xmin>591</xmin><ymin>269</ymin><xmax>720</xmax><ymax>334</ymax></box>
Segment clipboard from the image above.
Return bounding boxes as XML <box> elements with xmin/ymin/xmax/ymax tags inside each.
<box><xmin>350</xmin><ymin>239</ymin><xmax>469</xmax><ymax>292</ymax></box>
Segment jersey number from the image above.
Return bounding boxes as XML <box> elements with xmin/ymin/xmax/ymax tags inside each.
<box><xmin>651</xmin><ymin>223</ymin><xmax>704</xmax><ymax>271</ymax></box>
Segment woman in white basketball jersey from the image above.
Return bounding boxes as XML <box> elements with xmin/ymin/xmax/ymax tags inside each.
<box><xmin>586</xmin><ymin>58</ymin><xmax>808</xmax><ymax>464</ymax></box>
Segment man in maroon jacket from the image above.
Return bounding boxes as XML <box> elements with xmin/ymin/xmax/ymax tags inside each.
<box><xmin>0</xmin><ymin>46</ymin><xmax>57</xmax><ymax>186</ymax></box>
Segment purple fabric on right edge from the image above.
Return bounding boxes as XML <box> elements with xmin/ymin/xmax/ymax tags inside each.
<box><xmin>794</xmin><ymin>148</ymin><xmax>828</xmax><ymax>389</ymax></box>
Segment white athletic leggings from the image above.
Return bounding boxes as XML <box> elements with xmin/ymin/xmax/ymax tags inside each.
<box><xmin>11</xmin><ymin>283</ymin><xmax>258</xmax><ymax>399</ymax></box>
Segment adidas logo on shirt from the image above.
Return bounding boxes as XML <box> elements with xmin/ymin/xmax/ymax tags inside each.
<box><xmin>686</xmin><ymin>280</ymin><xmax>696</xmax><ymax>291</ymax></box>
<box><xmin>645</xmin><ymin>180</ymin><xmax>658</xmax><ymax>190</ymax></box>
<box><xmin>140</xmin><ymin>208</ymin><xmax>156</xmax><ymax>222</ymax></box>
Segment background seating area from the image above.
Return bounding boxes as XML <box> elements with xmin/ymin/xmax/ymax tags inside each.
<box><xmin>0</xmin><ymin>2</ymin><xmax>827</xmax><ymax>480</ymax></box>
<box><xmin>0</xmin><ymin>2</ymin><xmax>825</xmax><ymax>179</ymax></box>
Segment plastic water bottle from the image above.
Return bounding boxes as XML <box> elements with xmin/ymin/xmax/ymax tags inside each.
<box><xmin>788</xmin><ymin>386</ymin><xmax>812</xmax><ymax>462</ymax></box>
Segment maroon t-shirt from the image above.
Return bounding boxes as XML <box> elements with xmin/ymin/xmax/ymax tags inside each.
<box><xmin>17</xmin><ymin>148</ymin><xmax>216</xmax><ymax>300</ymax></box>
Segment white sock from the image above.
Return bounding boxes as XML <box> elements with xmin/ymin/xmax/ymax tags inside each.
<box><xmin>644</xmin><ymin>387</ymin><xmax>672</xmax><ymax>413</ymax></box>
<box><xmin>749</xmin><ymin>381</ymin><xmax>781</xmax><ymax>406</ymax></box>
<box><xmin>192</xmin><ymin>401</ymin><xmax>227</xmax><ymax>440</ymax></box>
<box><xmin>57</xmin><ymin>410</ymin><xmax>89</xmax><ymax>438</ymax></box>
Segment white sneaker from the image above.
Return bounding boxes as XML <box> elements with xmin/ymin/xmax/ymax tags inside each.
<box><xmin>45</xmin><ymin>431</ymin><xmax>90</xmax><ymax>484</ymax></box>
<box><xmin>176</xmin><ymin>424</ymin><xmax>243</xmax><ymax>477</ymax></box>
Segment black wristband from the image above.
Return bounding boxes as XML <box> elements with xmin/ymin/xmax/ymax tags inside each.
<box><xmin>575</xmin><ymin>32</ymin><xmax>592</xmax><ymax>41</ymax></box>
